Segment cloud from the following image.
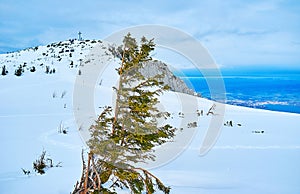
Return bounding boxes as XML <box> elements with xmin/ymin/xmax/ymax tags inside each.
<box><xmin>0</xmin><ymin>0</ymin><xmax>299</xmax><ymax>66</ymax></box>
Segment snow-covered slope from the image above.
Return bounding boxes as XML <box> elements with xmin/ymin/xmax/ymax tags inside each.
<box><xmin>1</xmin><ymin>39</ymin><xmax>300</xmax><ymax>194</ymax></box>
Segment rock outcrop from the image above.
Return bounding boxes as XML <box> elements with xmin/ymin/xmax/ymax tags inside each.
<box><xmin>141</xmin><ymin>60</ymin><xmax>196</xmax><ymax>96</ymax></box>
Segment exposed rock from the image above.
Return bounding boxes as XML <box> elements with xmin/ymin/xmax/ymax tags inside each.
<box><xmin>141</xmin><ymin>60</ymin><xmax>196</xmax><ymax>96</ymax></box>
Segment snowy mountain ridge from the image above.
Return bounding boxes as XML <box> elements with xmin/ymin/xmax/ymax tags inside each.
<box><xmin>0</xmin><ymin>39</ymin><xmax>195</xmax><ymax>96</ymax></box>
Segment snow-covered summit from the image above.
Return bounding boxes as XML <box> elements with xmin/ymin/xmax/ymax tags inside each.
<box><xmin>0</xmin><ymin>39</ymin><xmax>102</xmax><ymax>77</ymax></box>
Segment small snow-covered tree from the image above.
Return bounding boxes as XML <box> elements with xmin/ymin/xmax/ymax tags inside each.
<box><xmin>1</xmin><ymin>65</ymin><xmax>8</xmax><ymax>76</ymax></box>
<box><xmin>30</xmin><ymin>66</ymin><xmax>36</xmax><ymax>72</ymax></box>
<box><xmin>45</xmin><ymin>66</ymin><xmax>50</xmax><ymax>74</ymax></box>
<box><xmin>33</xmin><ymin>150</ymin><xmax>62</xmax><ymax>175</ymax></box>
<box><xmin>15</xmin><ymin>65</ymin><xmax>24</xmax><ymax>76</ymax></box>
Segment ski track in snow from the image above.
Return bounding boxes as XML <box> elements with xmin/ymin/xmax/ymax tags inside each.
<box><xmin>38</xmin><ymin>117</ymin><xmax>84</xmax><ymax>150</ymax></box>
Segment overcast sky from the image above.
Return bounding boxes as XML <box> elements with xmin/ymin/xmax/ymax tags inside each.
<box><xmin>0</xmin><ymin>0</ymin><xmax>299</xmax><ymax>67</ymax></box>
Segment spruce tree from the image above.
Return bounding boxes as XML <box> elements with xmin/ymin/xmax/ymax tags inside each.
<box><xmin>30</xmin><ymin>66</ymin><xmax>36</xmax><ymax>72</ymax></box>
<box><xmin>73</xmin><ymin>34</ymin><xmax>175</xmax><ymax>194</ymax></box>
<box><xmin>15</xmin><ymin>65</ymin><xmax>23</xmax><ymax>76</ymax></box>
<box><xmin>1</xmin><ymin>65</ymin><xmax>8</xmax><ymax>76</ymax></box>
<box><xmin>45</xmin><ymin>66</ymin><xmax>50</xmax><ymax>74</ymax></box>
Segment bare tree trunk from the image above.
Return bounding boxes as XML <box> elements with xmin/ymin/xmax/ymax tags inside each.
<box><xmin>73</xmin><ymin>151</ymin><xmax>102</xmax><ymax>194</ymax></box>
<box><xmin>83</xmin><ymin>153</ymin><xmax>91</xmax><ymax>193</ymax></box>
<box><xmin>91</xmin><ymin>155</ymin><xmax>101</xmax><ymax>190</ymax></box>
